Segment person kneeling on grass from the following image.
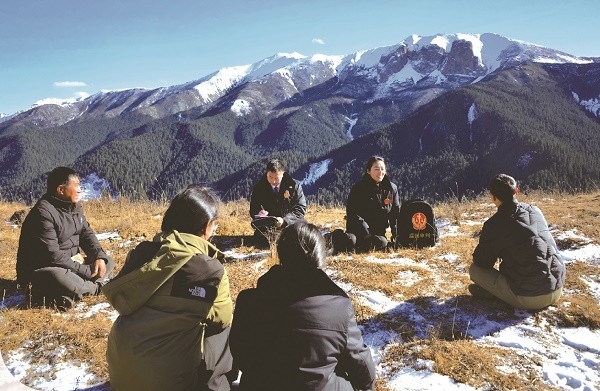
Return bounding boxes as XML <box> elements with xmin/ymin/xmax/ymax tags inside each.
<box><xmin>469</xmin><ymin>174</ymin><xmax>566</xmax><ymax>311</ymax></box>
<box><xmin>103</xmin><ymin>185</ymin><xmax>236</xmax><ymax>391</ymax></box>
<box><xmin>16</xmin><ymin>166</ymin><xmax>114</xmax><ymax>311</ymax></box>
<box><xmin>230</xmin><ymin>222</ymin><xmax>376</xmax><ymax>390</ymax></box>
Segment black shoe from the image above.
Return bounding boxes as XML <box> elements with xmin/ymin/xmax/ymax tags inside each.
<box><xmin>468</xmin><ymin>284</ymin><xmax>496</xmax><ymax>300</ymax></box>
<box><xmin>53</xmin><ymin>295</ymin><xmax>75</xmax><ymax>311</ymax></box>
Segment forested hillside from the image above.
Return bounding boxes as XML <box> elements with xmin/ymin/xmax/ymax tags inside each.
<box><xmin>295</xmin><ymin>62</ymin><xmax>600</xmax><ymax>204</ymax></box>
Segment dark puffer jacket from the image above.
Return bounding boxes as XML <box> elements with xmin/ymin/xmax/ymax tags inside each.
<box><xmin>346</xmin><ymin>174</ymin><xmax>400</xmax><ymax>239</ymax></box>
<box><xmin>230</xmin><ymin>264</ymin><xmax>376</xmax><ymax>391</ymax></box>
<box><xmin>473</xmin><ymin>200</ymin><xmax>566</xmax><ymax>296</ymax></box>
<box><xmin>17</xmin><ymin>193</ymin><xmax>109</xmax><ymax>286</ymax></box>
<box><xmin>249</xmin><ymin>172</ymin><xmax>307</xmax><ymax>227</ymax></box>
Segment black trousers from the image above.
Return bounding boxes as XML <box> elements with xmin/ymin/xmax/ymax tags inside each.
<box><xmin>29</xmin><ymin>257</ymin><xmax>115</xmax><ymax>301</ymax></box>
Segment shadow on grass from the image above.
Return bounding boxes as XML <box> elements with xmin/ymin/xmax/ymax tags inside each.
<box><xmin>0</xmin><ymin>278</ymin><xmax>26</xmax><ymax>309</ymax></box>
<box><xmin>360</xmin><ymin>294</ymin><xmax>536</xmax><ymax>345</ymax></box>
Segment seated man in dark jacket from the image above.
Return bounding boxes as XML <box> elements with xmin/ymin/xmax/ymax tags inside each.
<box><xmin>469</xmin><ymin>174</ymin><xmax>565</xmax><ymax>310</ymax></box>
<box><xmin>249</xmin><ymin>158</ymin><xmax>307</xmax><ymax>246</ymax></box>
<box><xmin>230</xmin><ymin>222</ymin><xmax>376</xmax><ymax>390</ymax></box>
<box><xmin>17</xmin><ymin>167</ymin><xmax>114</xmax><ymax>310</ymax></box>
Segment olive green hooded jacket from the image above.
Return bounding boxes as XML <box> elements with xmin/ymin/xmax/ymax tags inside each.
<box><xmin>103</xmin><ymin>231</ymin><xmax>233</xmax><ymax>391</ymax></box>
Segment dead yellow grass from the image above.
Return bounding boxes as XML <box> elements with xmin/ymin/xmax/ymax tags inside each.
<box><xmin>0</xmin><ymin>190</ymin><xmax>599</xmax><ymax>389</ymax></box>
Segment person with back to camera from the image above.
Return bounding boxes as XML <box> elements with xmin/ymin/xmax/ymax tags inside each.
<box><xmin>103</xmin><ymin>185</ymin><xmax>236</xmax><ymax>391</ymax></box>
<box><xmin>230</xmin><ymin>222</ymin><xmax>376</xmax><ymax>391</ymax></box>
<box><xmin>332</xmin><ymin>156</ymin><xmax>400</xmax><ymax>253</ymax></box>
<box><xmin>16</xmin><ymin>166</ymin><xmax>114</xmax><ymax>310</ymax></box>
<box><xmin>469</xmin><ymin>174</ymin><xmax>566</xmax><ymax>310</ymax></box>
<box><xmin>249</xmin><ymin>158</ymin><xmax>307</xmax><ymax>246</ymax></box>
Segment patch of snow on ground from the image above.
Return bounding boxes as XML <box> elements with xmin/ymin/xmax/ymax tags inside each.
<box><xmin>437</xmin><ymin>253</ymin><xmax>460</xmax><ymax>263</ymax></box>
<box><xmin>395</xmin><ymin>270</ymin><xmax>422</xmax><ymax>286</ymax></box>
<box><xmin>78</xmin><ymin>302</ymin><xmax>117</xmax><ymax>320</ymax></box>
<box><xmin>222</xmin><ymin>250</ymin><xmax>270</xmax><ymax>262</ymax></box>
<box><xmin>388</xmin><ymin>361</ymin><xmax>476</xmax><ymax>390</ymax></box>
<box><xmin>6</xmin><ymin>347</ymin><xmax>104</xmax><ymax>391</ymax></box>
<box><xmin>365</xmin><ymin>256</ymin><xmax>418</xmax><ymax>267</ymax></box>
<box><xmin>561</xmin><ymin>244</ymin><xmax>600</xmax><ymax>263</ymax></box>
<box><xmin>478</xmin><ymin>317</ymin><xmax>600</xmax><ymax>391</ymax></box>
<box><xmin>95</xmin><ymin>231</ymin><xmax>121</xmax><ymax>241</ymax></box>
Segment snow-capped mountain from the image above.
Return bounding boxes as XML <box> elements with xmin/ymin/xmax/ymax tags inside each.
<box><xmin>1</xmin><ymin>33</ymin><xmax>593</xmax><ymax>134</ymax></box>
<box><xmin>1</xmin><ymin>32</ymin><xmax>599</xmax><ymax>202</ymax></box>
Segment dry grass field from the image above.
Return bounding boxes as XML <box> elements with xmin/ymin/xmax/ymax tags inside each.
<box><xmin>1</xmin><ymin>191</ymin><xmax>599</xmax><ymax>390</ymax></box>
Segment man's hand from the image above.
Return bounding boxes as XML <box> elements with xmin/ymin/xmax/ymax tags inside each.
<box><xmin>91</xmin><ymin>258</ymin><xmax>107</xmax><ymax>279</ymax></box>
<box><xmin>275</xmin><ymin>217</ymin><xmax>284</xmax><ymax>227</ymax></box>
<box><xmin>257</xmin><ymin>208</ymin><xmax>269</xmax><ymax>217</ymax></box>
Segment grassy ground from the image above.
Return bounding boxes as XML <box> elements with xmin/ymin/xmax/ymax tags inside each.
<box><xmin>0</xmin><ymin>191</ymin><xmax>599</xmax><ymax>390</ymax></box>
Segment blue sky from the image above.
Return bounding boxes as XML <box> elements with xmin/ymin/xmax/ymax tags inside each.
<box><xmin>1</xmin><ymin>0</ymin><xmax>598</xmax><ymax>115</ymax></box>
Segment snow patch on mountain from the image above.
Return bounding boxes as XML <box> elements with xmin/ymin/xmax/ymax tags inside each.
<box><xmin>274</xmin><ymin>69</ymin><xmax>298</xmax><ymax>92</ymax></box>
<box><xmin>346</xmin><ymin>115</ymin><xmax>358</xmax><ymax>140</ymax></box>
<box><xmin>517</xmin><ymin>153</ymin><xmax>534</xmax><ymax>169</ymax></box>
<box><xmin>467</xmin><ymin>103</ymin><xmax>479</xmax><ymax>143</ymax></box>
<box><xmin>301</xmin><ymin>159</ymin><xmax>332</xmax><ymax>186</ymax></box>
<box><xmin>535</xmin><ymin>54</ymin><xmax>593</xmax><ymax>65</ymax></box>
<box><xmin>231</xmin><ymin>99</ymin><xmax>251</xmax><ymax>116</ymax></box>
<box><xmin>80</xmin><ymin>173</ymin><xmax>112</xmax><ymax>201</ymax></box>
<box><xmin>468</xmin><ymin>103</ymin><xmax>479</xmax><ymax>125</ymax></box>
<box><xmin>572</xmin><ymin>92</ymin><xmax>600</xmax><ymax>118</ymax></box>
<box><xmin>194</xmin><ymin>66</ymin><xmax>250</xmax><ymax>102</ymax></box>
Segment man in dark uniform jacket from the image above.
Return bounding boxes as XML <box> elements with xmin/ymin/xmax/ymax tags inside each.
<box><xmin>469</xmin><ymin>174</ymin><xmax>565</xmax><ymax>310</ymax></box>
<box><xmin>249</xmin><ymin>158</ymin><xmax>307</xmax><ymax>245</ymax></box>
<box><xmin>17</xmin><ymin>167</ymin><xmax>114</xmax><ymax>310</ymax></box>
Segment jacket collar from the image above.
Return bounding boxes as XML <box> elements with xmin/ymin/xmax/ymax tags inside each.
<box><xmin>498</xmin><ymin>199</ymin><xmax>519</xmax><ymax>215</ymax></box>
<box><xmin>43</xmin><ymin>193</ymin><xmax>77</xmax><ymax>212</ymax></box>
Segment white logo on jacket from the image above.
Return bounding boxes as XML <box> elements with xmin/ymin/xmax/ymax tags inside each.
<box><xmin>189</xmin><ymin>286</ymin><xmax>207</xmax><ymax>298</ymax></box>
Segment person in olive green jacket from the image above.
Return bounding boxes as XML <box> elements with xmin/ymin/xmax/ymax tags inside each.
<box><xmin>103</xmin><ymin>185</ymin><xmax>236</xmax><ymax>391</ymax></box>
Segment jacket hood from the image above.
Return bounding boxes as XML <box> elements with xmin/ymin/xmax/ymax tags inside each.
<box><xmin>103</xmin><ymin>231</ymin><xmax>221</xmax><ymax>315</ymax></box>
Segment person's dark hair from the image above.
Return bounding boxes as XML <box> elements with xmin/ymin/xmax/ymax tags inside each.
<box><xmin>47</xmin><ymin>167</ymin><xmax>78</xmax><ymax>194</ymax></box>
<box><xmin>161</xmin><ymin>185</ymin><xmax>220</xmax><ymax>235</ymax></box>
<box><xmin>365</xmin><ymin>156</ymin><xmax>385</xmax><ymax>173</ymax></box>
<box><xmin>277</xmin><ymin>222</ymin><xmax>326</xmax><ymax>269</ymax></box>
<box><xmin>266</xmin><ymin>158</ymin><xmax>285</xmax><ymax>173</ymax></box>
<box><xmin>489</xmin><ymin>174</ymin><xmax>517</xmax><ymax>203</ymax></box>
